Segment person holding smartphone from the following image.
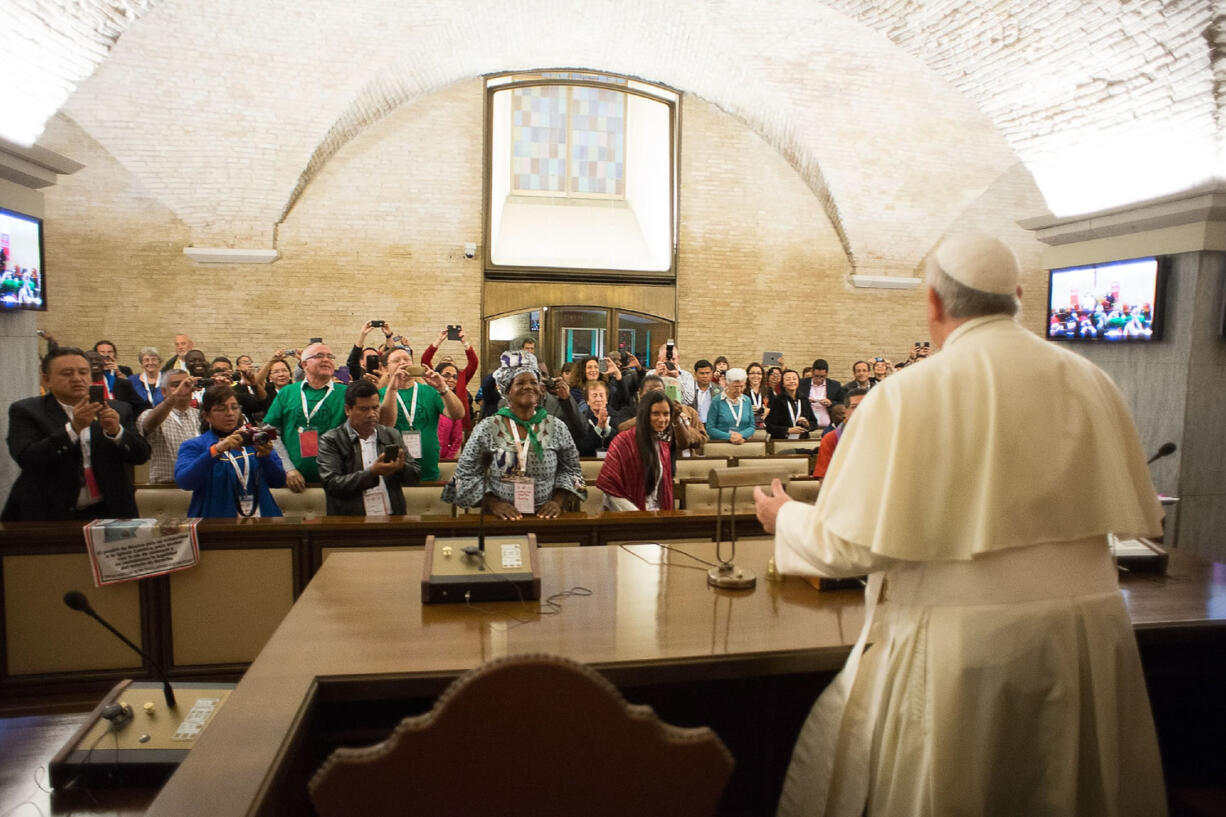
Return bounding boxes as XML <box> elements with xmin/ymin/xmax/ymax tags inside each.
<box><xmin>3</xmin><ymin>347</ymin><xmax>151</xmax><ymax>521</ymax></box>
<box><xmin>421</xmin><ymin>325</ymin><xmax>479</xmax><ymax>431</ymax></box>
<box><xmin>318</xmin><ymin>380</ymin><xmax>420</xmax><ymax>516</ymax></box>
<box><xmin>377</xmin><ymin>347</ymin><xmax>465</xmax><ymax>481</ymax></box>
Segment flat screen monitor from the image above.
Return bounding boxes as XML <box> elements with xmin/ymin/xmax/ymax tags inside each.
<box><xmin>0</xmin><ymin>206</ymin><xmax>46</xmax><ymax>311</ymax></box>
<box><xmin>1046</xmin><ymin>256</ymin><xmax>1165</xmax><ymax>342</ymax></box>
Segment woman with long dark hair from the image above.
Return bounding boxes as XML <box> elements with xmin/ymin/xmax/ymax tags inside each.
<box><xmin>596</xmin><ymin>390</ymin><xmax>676</xmax><ymax>511</ymax></box>
<box><xmin>175</xmin><ymin>384</ymin><xmax>286</xmax><ymax>518</ymax></box>
<box><xmin>765</xmin><ymin>369</ymin><xmax>818</xmax><ymax>439</ymax></box>
<box><xmin>745</xmin><ymin>361</ymin><xmax>769</xmax><ymax>428</ymax></box>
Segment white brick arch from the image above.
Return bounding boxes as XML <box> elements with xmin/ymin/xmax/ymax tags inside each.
<box><xmin>38</xmin><ymin>0</ymin><xmax>1216</xmax><ymax>271</ymax></box>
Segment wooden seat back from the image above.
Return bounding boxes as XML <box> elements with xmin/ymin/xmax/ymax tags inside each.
<box><xmin>309</xmin><ymin>653</ymin><xmax>734</xmax><ymax>817</ymax></box>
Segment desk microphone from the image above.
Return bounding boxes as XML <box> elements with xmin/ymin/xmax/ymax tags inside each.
<box><xmin>1146</xmin><ymin>442</ymin><xmax>1176</xmax><ymax>465</ymax></box>
<box><xmin>63</xmin><ymin>590</ymin><xmax>176</xmax><ymax>708</ymax></box>
<box><xmin>477</xmin><ymin>449</ymin><xmax>494</xmax><ymax>553</ymax></box>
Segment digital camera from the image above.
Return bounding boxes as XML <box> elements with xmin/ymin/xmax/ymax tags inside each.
<box><xmin>237</xmin><ymin>423</ymin><xmax>279</xmax><ymax>446</ymax></box>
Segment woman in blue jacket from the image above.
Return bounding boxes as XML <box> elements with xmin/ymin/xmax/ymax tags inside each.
<box><xmin>175</xmin><ymin>384</ymin><xmax>286</xmax><ymax>518</ymax></box>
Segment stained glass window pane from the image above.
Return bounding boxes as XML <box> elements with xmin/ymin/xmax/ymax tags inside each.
<box><xmin>569</xmin><ymin>87</ymin><xmax>625</xmax><ymax>196</ymax></box>
<box><xmin>511</xmin><ymin>86</ymin><xmax>567</xmax><ymax>193</ymax></box>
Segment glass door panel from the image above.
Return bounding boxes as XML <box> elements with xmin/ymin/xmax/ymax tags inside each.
<box><xmin>485</xmin><ymin>309</ymin><xmax>541</xmax><ymax>373</ymax></box>
<box><xmin>553</xmin><ymin>307</ymin><xmax>609</xmax><ymax>373</ymax></box>
<box><xmin>614</xmin><ymin>311</ymin><xmax>673</xmax><ymax>369</ymax></box>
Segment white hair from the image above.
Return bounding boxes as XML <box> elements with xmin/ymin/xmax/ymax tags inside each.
<box><xmin>724</xmin><ymin>367</ymin><xmax>747</xmax><ymax>383</ymax></box>
<box><xmin>925</xmin><ymin>262</ymin><xmax>1019</xmax><ymax>319</ymax></box>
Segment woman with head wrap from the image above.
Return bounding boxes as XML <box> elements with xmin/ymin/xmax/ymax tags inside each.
<box><xmin>442</xmin><ymin>352</ymin><xmax>586</xmax><ymax>519</ymax></box>
<box><xmin>704</xmin><ymin>367</ymin><xmax>757</xmax><ymax>444</ymax></box>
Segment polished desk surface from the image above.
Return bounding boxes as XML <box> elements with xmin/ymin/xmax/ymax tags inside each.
<box><xmin>126</xmin><ymin>541</ymin><xmax>1223</xmax><ymax>817</ymax></box>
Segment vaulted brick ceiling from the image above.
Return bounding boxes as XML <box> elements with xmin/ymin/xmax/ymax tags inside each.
<box><xmin>5</xmin><ymin>0</ymin><xmax>1218</xmax><ymax>273</ymax></box>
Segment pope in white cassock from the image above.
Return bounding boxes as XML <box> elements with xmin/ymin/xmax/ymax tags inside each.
<box><xmin>754</xmin><ymin>234</ymin><xmax>1167</xmax><ymax>817</ymax></box>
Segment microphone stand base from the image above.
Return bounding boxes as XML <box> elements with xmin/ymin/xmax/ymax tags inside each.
<box><xmin>707</xmin><ymin>564</ymin><xmax>756</xmax><ymax>590</ymax></box>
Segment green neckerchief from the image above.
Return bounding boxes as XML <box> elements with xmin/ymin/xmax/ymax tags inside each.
<box><xmin>496</xmin><ymin>406</ymin><xmax>547</xmax><ymax>458</ymax></box>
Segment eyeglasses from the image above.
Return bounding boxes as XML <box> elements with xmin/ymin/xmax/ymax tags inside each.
<box><xmin>306</xmin><ymin>353</ymin><xmax>336</xmax><ymax>361</ymax></box>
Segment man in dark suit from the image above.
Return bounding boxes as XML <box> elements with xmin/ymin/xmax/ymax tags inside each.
<box><xmin>3</xmin><ymin>347</ymin><xmax>151</xmax><ymax>521</ymax></box>
<box><xmin>797</xmin><ymin>358</ymin><xmax>844</xmax><ymax>432</ymax></box>
<box><xmin>316</xmin><ymin>379</ymin><xmax>420</xmax><ymax>516</ymax></box>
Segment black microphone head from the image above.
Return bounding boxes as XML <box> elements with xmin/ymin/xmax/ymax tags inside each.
<box><xmin>1158</xmin><ymin>442</ymin><xmax>1177</xmax><ymax>457</ymax></box>
<box><xmin>64</xmin><ymin>590</ymin><xmax>92</xmax><ymax>612</ymax></box>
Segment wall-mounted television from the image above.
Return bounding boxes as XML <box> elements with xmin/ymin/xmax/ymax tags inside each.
<box><xmin>0</xmin><ymin>206</ymin><xmax>46</xmax><ymax>312</ymax></box>
<box><xmin>1046</xmin><ymin>256</ymin><xmax>1166</xmax><ymax>342</ymax></box>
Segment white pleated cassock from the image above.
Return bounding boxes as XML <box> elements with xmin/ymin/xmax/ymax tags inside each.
<box><xmin>773</xmin><ymin>315</ymin><xmax>1167</xmax><ymax>817</ymax></box>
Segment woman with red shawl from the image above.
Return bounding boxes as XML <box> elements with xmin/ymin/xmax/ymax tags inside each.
<box><xmin>596</xmin><ymin>391</ymin><xmax>677</xmax><ymax>512</ymax></box>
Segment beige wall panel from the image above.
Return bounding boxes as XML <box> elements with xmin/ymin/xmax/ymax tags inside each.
<box><xmin>169</xmin><ymin>549</ymin><xmax>294</xmax><ymax>666</ymax></box>
<box><xmin>485</xmin><ymin>281</ymin><xmax>676</xmax><ymax>322</ymax></box>
<box><xmin>4</xmin><ymin>553</ymin><xmax>142</xmax><ymax>675</ymax></box>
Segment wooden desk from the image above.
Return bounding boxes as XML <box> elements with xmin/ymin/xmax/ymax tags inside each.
<box><xmin>141</xmin><ymin>541</ymin><xmax>1226</xmax><ymax>817</ymax></box>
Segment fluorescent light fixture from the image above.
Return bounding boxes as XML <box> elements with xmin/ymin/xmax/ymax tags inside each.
<box><xmin>183</xmin><ymin>247</ymin><xmax>280</xmax><ymax>264</ymax></box>
<box><xmin>849</xmin><ymin>274</ymin><xmax>922</xmax><ymax>290</ymax></box>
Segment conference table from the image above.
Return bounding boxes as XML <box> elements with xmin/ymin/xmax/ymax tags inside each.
<box><xmin>133</xmin><ymin>535</ymin><xmax>1225</xmax><ymax>817</ymax></box>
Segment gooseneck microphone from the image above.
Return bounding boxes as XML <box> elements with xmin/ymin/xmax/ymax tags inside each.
<box><xmin>1147</xmin><ymin>442</ymin><xmax>1177</xmax><ymax>465</ymax></box>
<box><xmin>64</xmin><ymin>590</ymin><xmax>176</xmax><ymax>708</ymax></box>
<box><xmin>477</xmin><ymin>449</ymin><xmax>495</xmax><ymax>553</ymax></box>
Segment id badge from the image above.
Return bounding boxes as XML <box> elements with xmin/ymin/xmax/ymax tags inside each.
<box><xmin>298</xmin><ymin>428</ymin><xmax>319</xmax><ymax>457</ymax></box>
<box><xmin>404</xmin><ymin>430</ymin><xmax>423</xmax><ymax>459</ymax></box>
<box><xmin>238</xmin><ymin>493</ymin><xmax>256</xmax><ymax>516</ymax></box>
<box><xmin>512</xmin><ymin>477</ymin><xmax>536</xmax><ymax>514</ymax></box>
<box><xmin>787</xmin><ymin>432</ymin><xmax>800</xmax><ymax>440</ymax></box>
<box><xmin>363</xmin><ymin>488</ymin><xmax>388</xmax><ymax>517</ymax></box>
<box><xmin>596</xmin><ymin>449</ymin><xmax>607</xmax><ymax>460</ymax></box>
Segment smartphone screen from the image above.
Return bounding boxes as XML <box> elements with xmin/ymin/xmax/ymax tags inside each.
<box><xmin>598</xmin><ymin>359</ymin><xmax>608</xmax><ymax>374</ymax></box>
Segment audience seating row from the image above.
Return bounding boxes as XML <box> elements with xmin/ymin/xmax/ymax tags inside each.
<box><xmin>132</xmin><ymin>449</ymin><xmax>818</xmax><ymax>519</ymax></box>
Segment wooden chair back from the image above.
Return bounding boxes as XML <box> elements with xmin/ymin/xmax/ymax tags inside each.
<box><xmin>401</xmin><ymin>483</ymin><xmax>454</xmax><ymax>517</ymax></box>
<box><xmin>673</xmin><ymin>456</ymin><xmax>732</xmax><ymax>483</ymax></box>
<box><xmin>701</xmin><ymin>440</ymin><xmax>767</xmax><ymax>458</ymax></box>
<box><xmin>733</xmin><ymin>454</ymin><xmax>812</xmax><ymax>477</ymax></box>
<box><xmin>309</xmin><ymin>653</ymin><xmax>734</xmax><ymax>817</ymax></box>
<box><xmin>579</xmin><ymin>457</ymin><xmax>605</xmax><ymax>483</ymax></box>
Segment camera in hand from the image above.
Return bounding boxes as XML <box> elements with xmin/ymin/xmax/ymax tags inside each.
<box><xmin>236</xmin><ymin>423</ymin><xmax>279</xmax><ymax>446</ymax></box>
<box><xmin>194</xmin><ymin>377</ymin><xmax>211</xmax><ymax>389</ymax></box>
<box><xmin>446</xmin><ymin>324</ymin><xmax>462</xmax><ymax>341</ymax></box>
<box><xmin>380</xmin><ymin>444</ymin><xmax>403</xmax><ymax>463</ymax></box>
<box><xmin>370</xmin><ymin>320</ymin><xmax>385</xmax><ymax>328</ymax></box>
<box><xmin>88</xmin><ymin>385</ymin><xmax>106</xmax><ymax>404</ymax></box>
<box><xmin>365</xmin><ymin>353</ymin><xmax>380</xmax><ymax>372</ymax></box>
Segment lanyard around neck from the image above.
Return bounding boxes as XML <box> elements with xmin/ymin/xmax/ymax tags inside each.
<box><xmin>299</xmin><ymin>382</ymin><xmax>334</xmax><ymax>428</ymax></box>
<box><xmin>224</xmin><ymin>447</ymin><xmax>251</xmax><ymax>489</ymax></box>
<box><xmin>395</xmin><ymin>385</ymin><xmax>419</xmax><ymax>429</ymax></box>
<box><xmin>507</xmin><ymin>418</ymin><xmax>532</xmax><ymax>475</ymax></box>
